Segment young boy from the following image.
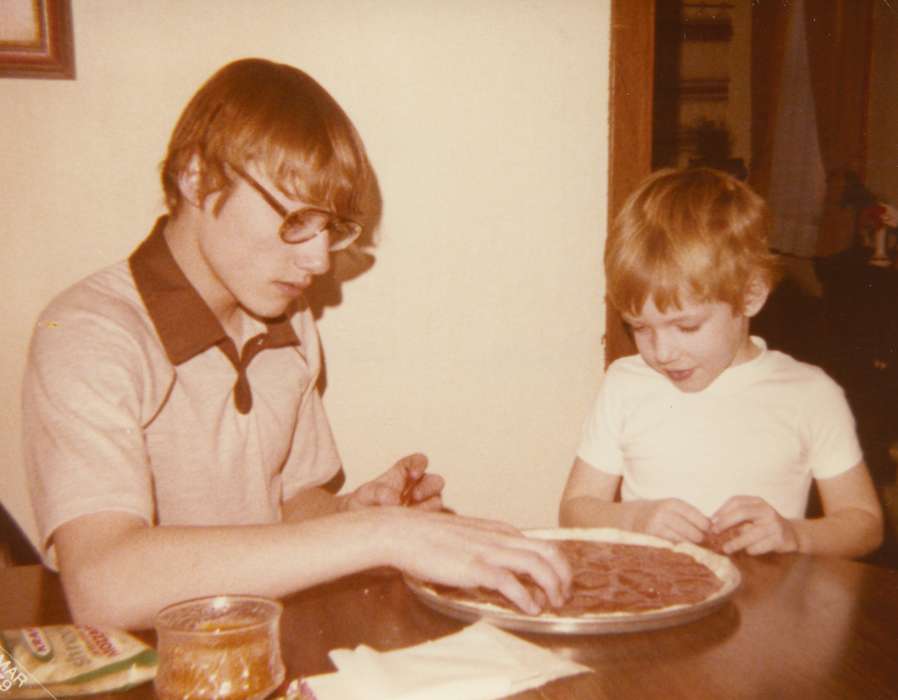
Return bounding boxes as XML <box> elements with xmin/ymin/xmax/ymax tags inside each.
<box><xmin>560</xmin><ymin>168</ymin><xmax>883</xmax><ymax>558</ymax></box>
<box><xmin>22</xmin><ymin>58</ymin><xmax>570</xmax><ymax>629</ymax></box>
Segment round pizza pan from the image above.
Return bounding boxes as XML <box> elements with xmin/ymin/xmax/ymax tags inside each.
<box><xmin>405</xmin><ymin>528</ymin><xmax>742</xmax><ymax>635</ymax></box>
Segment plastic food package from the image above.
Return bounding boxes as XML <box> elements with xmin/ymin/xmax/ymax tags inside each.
<box><xmin>0</xmin><ymin>625</ymin><xmax>157</xmax><ymax>698</ymax></box>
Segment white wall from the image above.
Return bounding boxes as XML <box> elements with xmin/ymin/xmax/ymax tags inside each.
<box><xmin>1</xmin><ymin>0</ymin><xmax>609</xmax><ymax>545</ymax></box>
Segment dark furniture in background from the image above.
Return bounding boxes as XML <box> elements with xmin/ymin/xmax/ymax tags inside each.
<box><xmin>755</xmin><ymin>247</ymin><xmax>898</xmax><ymax>569</ymax></box>
<box><xmin>0</xmin><ymin>503</ymin><xmax>40</xmax><ymax>566</ymax></box>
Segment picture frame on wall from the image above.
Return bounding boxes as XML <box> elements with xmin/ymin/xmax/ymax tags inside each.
<box><xmin>0</xmin><ymin>0</ymin><xmax>74</xmax><ymax>79</ymax></box>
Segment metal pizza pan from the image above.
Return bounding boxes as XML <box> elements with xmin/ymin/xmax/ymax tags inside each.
<box><xmin>404</xmin><ymin>527</ymin><xmax>742</xmax><ymax>635</ymax></box>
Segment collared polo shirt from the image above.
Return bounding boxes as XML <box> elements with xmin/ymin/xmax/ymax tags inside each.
<box><xmin>23</xmin><ymin>218</ymin><xmax>341</xmax><ymax>566</ymax></box>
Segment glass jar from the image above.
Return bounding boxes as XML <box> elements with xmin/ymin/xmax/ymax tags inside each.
<box><xmin>154</xmin><ymin>595</ymin><xmax>285</xmax><ymax>700</ymax></box>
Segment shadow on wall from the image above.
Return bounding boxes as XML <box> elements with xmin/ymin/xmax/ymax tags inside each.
<box><xmin>304</xmin><ymin>162</ymin><xmax>383</xmax><ymax>320</ymax></box>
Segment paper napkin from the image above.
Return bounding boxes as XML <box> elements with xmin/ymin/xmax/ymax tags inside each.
<box><xmin>297</xmin><ymin>620</ymin><xmax>590</xmax><ymax>700</ymax></box>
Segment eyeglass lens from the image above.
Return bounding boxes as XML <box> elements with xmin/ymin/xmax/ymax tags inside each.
<box><xmin>281</xmin><ymin>210</ymin><xmax>361</xmax><ymax>251</ymax></box>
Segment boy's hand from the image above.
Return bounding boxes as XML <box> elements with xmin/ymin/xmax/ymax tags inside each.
<box><xmin>383</xmin><ymin>510</ymin><xmax>572</xmax><ymax>615</ymax></box>
<box><xmin>710</xmin><ymin>496</ymin><xmax>799</xmax><ymax>555</ymax></box>
<box><xmin>635</xmin><ymin>498</ymin><xmax>710</xmax><ymax>544</ymax></box>
<box><xmin>343</xmin><ymin>453</ymin><xmax>445</xmax><ymax>512</ymax></box>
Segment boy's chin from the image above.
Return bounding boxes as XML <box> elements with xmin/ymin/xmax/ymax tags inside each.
<box><xmin>662</xmin><ymin>371</ymin><xmax>715</xmax><ymax>393</ymax></box>
<box><xmin>240</xmin><ymin>298</ymin><xmax>297</xmax><ymax>322</ymax></box>
<box><xmin>671</xmin><ymin>381</ymin><xmax>709</xmax><ymax>393</ymax></box>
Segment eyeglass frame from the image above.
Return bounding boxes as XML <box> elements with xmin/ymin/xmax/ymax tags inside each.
<box><xmin>230</xmin><ymin>166</ymin><xmax>362</xmax><ymax>252</ymax></box>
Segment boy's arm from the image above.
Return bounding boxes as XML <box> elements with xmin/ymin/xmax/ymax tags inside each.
<box><xmin>712</xmin><ymin>461</ymin><xmax>883</xmax><ymax>558</ymax></box>
<box><xmin>559</xmin><ymin>457</ymin><xmax>710</xmax><ymax>543</ymax></box>
<box><xmin>54</xmin><ymin>505</ymin><xmax>572</xmax><ymax>631</ymax></box>
<box><xmin>808</xmin><ymin>462</ymin><xmax>884</xmax><ymax>556</ymax></box>
<box><xmin>558</xmin><ymin>457</ymin><xmax>622</xmax><ymax>526</ymax></box>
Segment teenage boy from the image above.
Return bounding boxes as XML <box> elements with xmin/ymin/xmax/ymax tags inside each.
<box><xmin>23</xmin><ymin>58</ymin><xmax>570</xmax><ymax>629</ymax></box>
<box><xmin>560</xmin><ymin>168</ymin><xmax>883</xmax><ymax>558</ymax></box>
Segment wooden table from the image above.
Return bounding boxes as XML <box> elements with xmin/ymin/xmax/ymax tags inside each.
<box><xmin>3</xmin><ymin>553</ymin><xmax>898</xmax><ymax>698</ymax></box>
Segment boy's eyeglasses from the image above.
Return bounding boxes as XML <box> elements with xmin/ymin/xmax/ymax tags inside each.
<box><xmin>232</xmin><ymin>167</ymin><xmax>362</xmax><ymax>252</ymax></box>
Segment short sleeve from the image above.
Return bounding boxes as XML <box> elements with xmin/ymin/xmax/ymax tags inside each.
<box><xmin>576</xmin><ymin>362</ymin><xmax>628</xmax><ymax>475</ymax></box>
<box><xmin>280</xmin><ymin>384</ymin><xmax>342</xmax><ymax>501</ymax></box>
<box><xmin>23</xmin><ymin>306</ymin><xmax>157</xmax><ymax>566</ymax></box>
<box><xmin>802</xmin><ymin>371</ymin><xmax>863</xmax><ymax>480</ymax></box>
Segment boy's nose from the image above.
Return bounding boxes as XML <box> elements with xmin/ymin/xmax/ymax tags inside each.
<box><xmin>652</xmin><ymin>331</ymin><xmax>678</xmax><ymax>364</ymax></box>
<box><xmin>293</xmin><ymin>233</ymin><xmax>331</xmax><ymax>276</ymax></box>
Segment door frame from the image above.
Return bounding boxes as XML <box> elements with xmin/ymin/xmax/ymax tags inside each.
<box><xmin>605</xmin><ymin>0</ymin><xmax>654</xmax><ymax>364</ymax></box>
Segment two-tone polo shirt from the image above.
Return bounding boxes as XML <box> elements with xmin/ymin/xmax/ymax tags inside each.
<box><xmin>23</xmin><ymin>218</ymin><xmax>341</xmax><ymax>566</ymax></box>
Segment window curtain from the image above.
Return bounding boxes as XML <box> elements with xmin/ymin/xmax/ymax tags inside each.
<box><xmin>750</xmin><ymin>0</ymin><xmax>873</xmax><ymax>258</ymax></box>
<box><xmin>766</xmin><ymin>0</ymin><xmax>827</xmax><ymax>259</ymax></box>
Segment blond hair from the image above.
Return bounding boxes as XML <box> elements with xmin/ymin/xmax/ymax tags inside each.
<box><xmin>161</xmin><ymin>58</ymin><xmax>371</xmax><ymax>220</ymax></box>
<box><xmin>605</xmin><ymin>168</ymin><xmax>780</xmax><ymax>315</ymax></box>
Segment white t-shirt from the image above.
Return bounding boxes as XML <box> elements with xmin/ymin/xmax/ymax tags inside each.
<box><xmin>576</xmin><ymin>338</ymin><xmax>862</xmax><ymax>518</ymax></box>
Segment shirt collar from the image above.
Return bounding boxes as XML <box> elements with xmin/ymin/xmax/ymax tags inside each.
<box><xmin>129</xmin><ymin>216</ymin><xmax>299</xmax><ymax>366</ymax></box>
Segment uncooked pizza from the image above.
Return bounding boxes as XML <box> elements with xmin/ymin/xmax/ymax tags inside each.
<box><xmin>406</xmin><ymin>528</ymin><xmax>741</xmax><ymax>634</ymax></box>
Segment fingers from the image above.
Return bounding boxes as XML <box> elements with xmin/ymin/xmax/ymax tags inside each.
<box><xmin>350</xmin><ymin>482</ymin><xmax>396</xmax><ymax>508</ymax></box>
<box><xmin>392</xmin><ymin>453</ymin><xmax>445</xmax><ymax>508</ymax></box>
<box><xmin>710</xmin><ymin>496</ymin><xmax>798</xmax><ymax>555</ymax></box>
<box><xmin>472</xmin><ymin>564</ymin><xmax>543</xmax><ymax>615</ymax></box>
<box><xmin>411</xmin><ymin>495</ymin><xmax>445</xmax><ymax>512</ymax></box>
<box><xmin>348</xmin><ymin>454</ymin><xmax>439</xmax><ymax>510</ymax></box>
<box><xmin>723</xmin><ymin>523</ymin><xmax>780</xmax><ymax>555</ymax></box>
<box><xmin>673</xmin><ymin>510</ymin><xmax>711</xmax><ymax>544</ymax></box>
<box><xmin>710</xmin><ymin>495</ymin><xmax>757</xmax><ymax>532</ymax></box>
<box><xmin>380</xmin><ymin>453</ymin><xmax>431</xmax><ymax>495</ymax></box>
<box><xmin>678</xmin><ymin>500</ymin><xmax>712</xmax><ymax>532</ymax></box>
<box><xmin>402</xmin><ymin>473</ymin><xmax>444</xmax><ymax>508</ymax></box>
<box><xmin>711</xmin><ymin>495</ymin><xmax>770</xmax><ymax>537</ymax></box>
<box><xmin>644</xmin><ymin>499</ymin><xmax>710</xmax><ymax>544</ymax></box>
<box><xmin>462</xmin><ymin>542</ymin><xmax>569</xmax><ymax>615</ymax></box>
<box><xmin>392</xmin><ymin>452</ymin><xmax>443</xmax><ymax>508</ymax></box>
<box><xmin>390</xmin><ymin>512</ymin><xmax>571</xmax><ymax>614</ymax></box>
<box><xmin>394</xmin><ymin>452</ymin><xmax>429</xmax><ymax>481</ymax></box>
<box><xmin>479</xmin><ymin>564</ymin><xmax>549</xmax><ymax>615</ymax></box>
<box><xmin>399</xmin><ymin>476</ymin><xmax>419</xmax><ymax>505</ymax></box>
<box><xmin>519</xmin><ymin>538</ymin><xmax>574</xmax><ymax>605</ymax></box>
<box><xmin>742</xmin><ymin>532</ymin><xmax>780</xmax><ymax>556</ymax></box>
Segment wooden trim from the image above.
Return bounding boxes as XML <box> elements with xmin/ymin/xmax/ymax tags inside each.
<box><xmin>606</xmin><ymin>0</ymin><xmax>654</xmax><ymax>365</ymax></box>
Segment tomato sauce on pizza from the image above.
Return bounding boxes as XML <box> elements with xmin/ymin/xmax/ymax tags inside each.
<box><xmin>432</xmin><ymin>539</ymin><xmax>726</xmax><ymax>616</ymax></box>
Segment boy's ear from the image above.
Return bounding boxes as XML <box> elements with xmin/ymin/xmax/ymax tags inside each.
<box><xmin>742</xmin><ymin>276</ymin><xmax>771</xmax><ymax>318</ymax></box>
<box><xmin>176</xmin><ymin>154</ymin><xmax>204</xmax><ymax>208</ymax></box>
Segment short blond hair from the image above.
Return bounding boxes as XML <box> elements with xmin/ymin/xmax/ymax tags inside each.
<box><xmin>605</xmin><ymin>167</ymin><xmax>780</xmax><ymax>315</ymax></box>
<box><xmin>161</xmin><ymin>58</ymin><xmax>371</xmax><ymax>220</ymax></box>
